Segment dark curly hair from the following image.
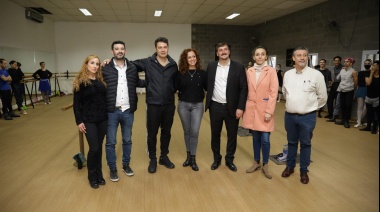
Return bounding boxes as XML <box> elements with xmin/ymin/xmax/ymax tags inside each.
<box><xmin>178</xmin><ymin>48</ymin><xmax>202</xmax><ymax>74</ymax></box>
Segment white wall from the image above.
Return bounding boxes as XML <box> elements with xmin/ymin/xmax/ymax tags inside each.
<box><xmin>0</xmin><ymin>1</ymin><xmax>55</xmax><ymax>52</ymax></box>
<box><xmin>55</xmin><ymin>22</ymin><xmax>191</xmax><ymax>73</ymax></box>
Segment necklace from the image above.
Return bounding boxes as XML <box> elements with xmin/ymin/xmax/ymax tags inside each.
<box><xmin>188</xmin><ymin>70</ymin><xmax>196</xmax><ymax>78</ymax></box>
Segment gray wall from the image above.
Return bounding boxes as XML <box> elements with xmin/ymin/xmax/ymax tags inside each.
<box><xmin>192</xmin><ymin>0</ymin><xmax>379</xmax><ymax>71</ymax></box>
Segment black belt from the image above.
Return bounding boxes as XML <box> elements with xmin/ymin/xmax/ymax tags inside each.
<box><xmin>286</xmin><ymin>110</ymin><xmax>316</xmax><ymax>116</ymax></box>
<box><xmin>211</xmin><ymin>100</ymin><xmax>227</xmax><ymax>106</ymax></box>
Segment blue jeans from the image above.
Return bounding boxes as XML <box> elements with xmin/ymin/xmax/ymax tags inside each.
<box><xmin>251</xmin><ymin>131</ymin><xmax>271</xmax><ymax>164</ymax></box>
<box><xmin>177</xmin><ymin>101</ymin><xmax>204</xmax><ymax>155</ymax></box>
<box><xmin>284</xmin><ymin>112</ymin><xmax>316</xmax><ymax>173</ymax></box>
<box><xmin>106</xmin><ymin>109</ymin><xmax>134</xmax><ymax>170</ymax></box>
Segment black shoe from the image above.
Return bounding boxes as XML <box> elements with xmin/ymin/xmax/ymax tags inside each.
<box><xmin>324</xmin><ymin>115</ymin><xmax>331</xmax><ymax>119</ymax></box>
<box><xmin>90</xmin><ymin>181</ymin><xmax>99</xmax><ymax>189</ymax></box>
<box><xmin>335</xmin><ymin>120</ymin><xmax>344</xmax><ymax>125</ymax></box>
<box><xmin>122</xmin><ymin>165</ymin><xmax>134</xmax><ymax>176</ymax></box>
<box><xmin>190</xmin><ymin>155</ymin><xmax>199</xmax><ymax>171</ymax></box>
<box><xmin>318</xmin><ymin>113</ymin><xmax>322</xmax><ymax>118</ymax></box>
<box><xmin>211</xmin><ymin>160</ymin><xmax>221</xmax><ymax>170</ymax></box>
<box><xmin>10</xmin><ymin>112</ymin><xmax>20</xmax><ymax>117</ymax></box>
<box><xmin>110</xmin><ymin>169</ymin><xmax>119</xmax><ymax>182</ymax></box>
<box><xmin>3</xmin><ymin>115</ymin><xmax>13</xmax><ymax>120</ymax></box>
<box><xmin>344</xmin><ymin>121</ymin><xmax>350</xmax><ymax>128</ymax></box>
<box><xmin>97</xmin><ymin>178</ymin><xmax>106</xmax><ymax>185</ymax></box>
<box><xmin>183</xmin><ymin>152</ymin><xmax>190</xmax><ymax>167</ymax></box>
<box><xmin>225</xmin><ymin>162</ymin><xmax>237</xmax><ymax>172</ymax></box>
<box><xmin>159</xmin><ymin>156</ymin><xmax>175</xmax><ymax>169</ymax></box>
<box><xmin>360</xmin><ymin>127</ymin><xmax>371</xmax><ymax>131</ymax></box>
<box><xmin>148</xmin><ymin>160</ymin><xmax>157</xmax><ymax>173</ymax></box>
<box><xmin>326</xmin><ymin>116</ymin><xmax>337</xmax><ymax>122</ymax></box>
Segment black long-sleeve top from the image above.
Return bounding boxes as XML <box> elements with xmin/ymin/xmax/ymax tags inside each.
<box><xmin>8</xmin><ymin>68</ymin><xmax>24</xmax><ymax>84</ymax></box>
<box><xmin>175</xmin><ymin>70</ymin><xmax>207</xmax><ymax>103</ymax></box>
<box><xmin>33</xmin><ymin>69</ymin><xmax>52</xmax><ymax>79</ymax></box>
<box><xmin>73</xmin><ymin>79</ymin><xmax>107</xmax><ymax>125</ymax></box>
<box><xmin>358</xmin><ymin>70</ymin><xmax>369</xmax><ymax>87</ymax></box>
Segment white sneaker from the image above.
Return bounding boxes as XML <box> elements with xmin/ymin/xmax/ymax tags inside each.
<box><xmin>354</xmin><ymin>123</ymin><xmax>362</xmax><ymax>128</ymax></box>
<box><xmin>22</xmin><ymin>110</ymin><xmax>27</xmax><ymax>115</ymax></box>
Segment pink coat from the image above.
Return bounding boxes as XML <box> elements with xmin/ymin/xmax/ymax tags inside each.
<box><xmin>242</xmin><ymin>66</ymin><xmax>278</xmax><ymax>132</ymax></box>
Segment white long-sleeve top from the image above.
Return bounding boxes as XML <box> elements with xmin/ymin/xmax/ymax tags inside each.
<box><xmin>282</xmin><ymin>66</ymin><xmax>327</xmax><ymax>114</ymax></box>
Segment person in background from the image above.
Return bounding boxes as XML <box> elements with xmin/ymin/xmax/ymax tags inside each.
<box><xmin>317</xmin><ymin>59</ymin><xmax>332</xmax><ymax>118</ymax></box>
<box><xmin>0</xmin><ymin>58</ymin><xmax>20</xmax><ymax>120</ymax></box>
<box><xmin>73</xmin><ymin>55</ymin><xmax>107</xmax><ymax>189</ymax></box>
<box><xmin>242</xmin><ymin>46</ymin><xmax>278</xmax><ymax>179</ymax></box>
<box><xmin>133</xmin><ymin>37</ymin><xmax>178</xmax><ymax>174</ymax></box>
<box><xmin>360</xmin><ymin>60</ymin><xmax>379</xmax><ymax>134</ymax></box>
<box><xmin>326</xmin><ymin>56</ymin><xmax>343</xmax><ymax>122</ymax></box>
<box><xmin>281</xmin><ymin>47</ymin><xmax>327</xmax><ymax>184</ymax></box>
<box><xmin>176</xmin><ymin>48</ymin><xmax>207</xmax><ymax>171</ymax></box>
<box><xmin>276</xmin><ymin>64</ymin><xmax>284</xmax><ymax>102</ymax></box>
<box><xmin>33</xmin><ymin>62</ymin><xmax>53</xmax><ymax>104</ymax></box>
<box><xmin>205</xmin><ymin>42</ymin><xmax>248</xmax><ymax>172</ymax></box>
<box><xmin>354</xmin><ymin>59</ymin><xmax>371</xmax><ymax>127</ymax></box>
<box><xmin>8</xmin><ymin>60</ymin><xmax>26</xmax><ymax>114</ymax></box>
<box><xmin>335</xmin><ymin>57</ymin><xmax>358</xmax><ymax>128</ymax></box>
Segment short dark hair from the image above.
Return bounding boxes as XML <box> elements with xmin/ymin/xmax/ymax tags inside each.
<box><xmin>333</xmin><ymin>56</ymin><xmax>342</xmax><ymax>61</ymax></box>
<box><xmin>364</xmin><ymin>59</ymin><xmax>372</xmax><ymax>64</ymax></box>
<box><xmin>0</xmin><ymin>58</ymin><xmax>5</xmax><ymax>64</ymax></box>
<box><xmin>111</xmin><ymin>41</ymin><xmax>125</xmax><ymax>50</ymax></box>
<box><xmin>17</xmin><ymin>62</ymin><xmax>21</xmax><ymax>67</ymax></box>
<box><xmin>292</xmin><ymin>46</ymin><xmax>309</xmax><ymax>55</ymax></box>
<box><xmin>320</xmin><ymin>59</ymin><xmax>327</xmax><ymax>63</ymax></box>
<box><xmin>154</xmin><ymin>37</ymin><xmax>169</xmax><ymax>47</ymax></box>
<box><xmin>40</xmin><ymin>62</ymin><xmax>45</xmax><ymax>66</ymax></box>
<box><xmin>215</xmin><ymin>42</ymin><xmax>229</xmax><ymax>52</ymax></box>
<box><xmin>9</xmin><ymin>60</ymin><xmax>17</xmax><ymax>65</ymax></box>
<box><xmin>277</xmin><ymin>64</ymin><xmax>281</xmax><ymax>67</ymax></box>
<box><xmin>374</xmin><ymin>60</ymin><xmax>380</xmax><ymax>66</ymax></box>
<box><xmin>251</xmin><ymin>45</ymin><xmax>269</xmax><ymax>56</ymax></box>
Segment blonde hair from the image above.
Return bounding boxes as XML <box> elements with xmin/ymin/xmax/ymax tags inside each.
<box><xmin>73</xmin><ymin>55</ymin><xmax>106</xmax><ymax>92</ymax></box>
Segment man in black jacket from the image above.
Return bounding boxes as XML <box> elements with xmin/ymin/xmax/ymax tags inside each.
<box><xmin>205</xmin><ymin>42</ymin><xmax>248</xmax><ymax>172</ymax></box>
<box><xmin>103</xmin><ymin>41</ymin><xmax>143</xmax><ymax>182</ymax></box>
<box><xmin>133</xmin><ymin>37</ymin><xmax>178</xmax><ymax>174</ymax></box>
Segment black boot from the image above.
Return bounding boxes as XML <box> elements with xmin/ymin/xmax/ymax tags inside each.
<box><xmin>3</xmin><ymin>112</ymin><xmax>13</xmax><ymax>120</ymax></box>
<box><xmin>190</xmin><ymin>155</ymin><xmax>199</xmax><ymax>171</ymax></box>
<box><xmin>183</xmin><ymin>151</ymin><xmax>190</xmax><ymax>167</ymax></box>
<box><xmin>371</xmin><ymin>122</ymin><xmax>378</xmax><ymax>134</ymax></box>
<box><xmin>326</xmin><ymin>115</ymin><xmax>337</xmax><ymax>122</ymax></box>
<box><xmin>360</xmin><ymin>122</ymin><xmax>371</xmax><ymax>131</ymax></box>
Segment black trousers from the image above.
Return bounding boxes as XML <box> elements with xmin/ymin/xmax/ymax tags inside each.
<box><xmin>366</xmin><ymin>103</ymin><xmax>379</xmax><ymax>129</ymax></box>
<box><xmin>209</xmin><ymin>101</ymin><xmax>239</xmax><ymax>163</ymax></box>
<box><xmin>84</xmin><ymin>120</ymin><xmax>107</xmax><ymax>182</ymax></box>
<box><xmin>0</xmin><ymin>90</ymin><xmax>12</xmax><ymax>115</ymax></box>
<box><xmin>327</xmin><ymin>82</ymin><xmax>340</xmax><ymax>117</ymax></box>
<box><xmin>11</xmin><ymin>84</ymin><xmax>24</xmax><ymax>110</ymax></box>
<box><xmin>146</xmin><ymin>104</ymin><xmax>175</xmax><ymax>160</ymax></box>
<box><xmin>340</xmin><ymin>91</ymin><xmax>354</xmax><ymax>122</ymax></box>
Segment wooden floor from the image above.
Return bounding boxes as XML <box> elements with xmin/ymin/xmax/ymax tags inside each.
<box><xmin>0</xmin><ymin>95</ymin><xmax>378</xmax><ymax>212</ymax></box>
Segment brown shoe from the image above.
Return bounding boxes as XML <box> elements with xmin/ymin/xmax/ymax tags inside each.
<box><xmin>300</xmin><ymin>172</ymin><xmax>309</xmax><ymax>184</ymax></box>
<box><xmin>262</xmin><ymin>164</ymin><xmax>272</xmax><ymax>179</ymax></box>
<box><xmin>246</xmin><ymin>161</ymin><xmax>261</xmax><ymax>173</ymax></box>
<box><xmin>281</xmin><ymin>167</ymin><xmax>294</xmax><ymax>178</ymax></box>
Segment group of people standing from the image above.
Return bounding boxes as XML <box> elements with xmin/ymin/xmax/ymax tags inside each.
<box><xmin>0</xmin><ymin>59</ymin><xmax>53</xmax><ymax>120</ymax></box>
<box><xmin>72</xmin><ymin>37</ymin><xmax>341</xmax><ymax>189</ymax></box>
<box><xmin>324</xmin><ymin>56</ymin><xmax>379</xmax><ymax>133</ymax></box>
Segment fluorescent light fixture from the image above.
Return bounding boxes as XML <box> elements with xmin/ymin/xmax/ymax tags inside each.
<box><xmin>79</xmin><ymin>8</ymin><xmax>92</xmax><ymax>16</ymax></box>
<box><xmin>154</xmin><ymin>10</ymin><xmax>162</xmax><ymax>17</ymax></box>
<box><xmin>226</xmin><ymin>13</ymin><xmax>240</xmax><ymax>19</ymax></box>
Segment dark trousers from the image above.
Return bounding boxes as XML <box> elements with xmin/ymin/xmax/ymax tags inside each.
<box><xmin>146</xmin><ymin>104</ymin><xmax>175</xmax><ymax>160</ymax></box>
<box><xmin>0</xmin><ymin>90</ymin><xmax>12</xmax><ymax>115</ymax></box>
<box><xmin>84</xmin><ymin>120</ymin><xmax>107</xmax><ymax>182</ymax></box>
<box><xmin>327</xmin><ymin>82</ymin><xmax>339</xmax><ymax>117</ymax></box>
<box><xmin>11</xmin><ymin>84</ymin><xmax>24</xmax><ymax>110</ymax></box>
<box><xmin>340</xmin><ymin>91</ymin><xmax>354</xmax><ymax>122</ymax></box>
<box><xmin>209</xmin><ymin>101</ymin><xmax>239</xmax><ymax>163</ymax></box>
<box><xmin>366</xmin><ymin>103</ymin><xmax>379</xmax><ymax>130</ymax></box>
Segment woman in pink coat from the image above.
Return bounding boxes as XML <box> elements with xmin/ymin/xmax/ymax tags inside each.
<box><xmin>242</xmin><ymin>46</ymin><xmax>279</xmax><ymax>179</ymax></box>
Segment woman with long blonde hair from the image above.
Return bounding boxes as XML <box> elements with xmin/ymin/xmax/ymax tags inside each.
<box><xmin>73</xmin><ymin>55</ymin><xmax>107</xmax><ymax>189</ymax></box>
